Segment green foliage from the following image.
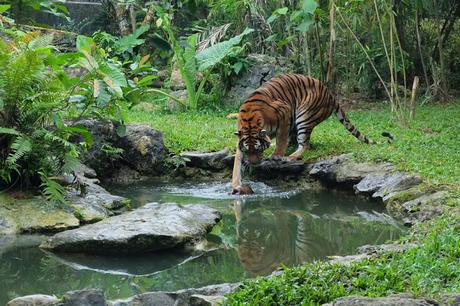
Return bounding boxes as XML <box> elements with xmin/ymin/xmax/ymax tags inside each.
<box><xmin>3</xmin><ymin>0</ymin><xmax>69</xmax><ymax>22</ymax></box>
<box><xmin>226</xmin><ymin>215</ymin><xmax>460</xmax><ymax>305</ymax></box>
<box><xmin>0</xmin><ymin>24</ymin><xmax>154</xmax><ymax>201</ymax></box>
<box><xmin>159</xmin><ymin>12</ymin><xmax>253</xmax><ymax>110</ymax></box>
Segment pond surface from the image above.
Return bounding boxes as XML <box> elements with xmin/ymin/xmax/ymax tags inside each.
<box><xmin>0</xmin><ymin>180</ymin><xmax>403</xmax><ymax>304</ymax></box>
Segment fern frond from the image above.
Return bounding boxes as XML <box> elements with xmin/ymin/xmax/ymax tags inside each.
<box><xmin>39</xmin><ymin>172</ymin><xmax>66</xmax><ymax>204</ymax></box>
<box><xmin>0</xmin><ymin>127</ymin><xmax>20</xmax><ymax>135</ymax></box>
<box><xmin>62</xmin><ymin>153</ymin><xmax>81</xmax><ymax>174</ymax></box>
<box><xmin>6</xmin><ymin>135</ymin><xmax>32</xmax><ymax>166</ymax></box>
<box><xmin>28</xmin><ymin>34</ymin><xmax>54</xmax><ymax>50</ymax></box>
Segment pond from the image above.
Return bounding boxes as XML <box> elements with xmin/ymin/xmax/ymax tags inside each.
<box><xmin>0</xmin><ymin>180</ymin><xmax>403</xmax><ymax>304</ymax></box>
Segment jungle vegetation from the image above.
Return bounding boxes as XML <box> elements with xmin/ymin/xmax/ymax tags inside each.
<box><xmin>0</xmin><ymin>0</ymin><xmax>459</xmax><ymax>304</ymax></box>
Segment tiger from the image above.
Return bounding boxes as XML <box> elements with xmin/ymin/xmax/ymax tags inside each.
<box><xmin>232</xmin><ymin>73</ymin><xmax>393</xmax><ymax>195</ymax></box>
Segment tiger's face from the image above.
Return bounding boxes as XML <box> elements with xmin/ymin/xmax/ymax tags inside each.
<box><xmin>235</xmin><ymin>112</ymin><xmax>270</xmax><ymax>164</ymax></box>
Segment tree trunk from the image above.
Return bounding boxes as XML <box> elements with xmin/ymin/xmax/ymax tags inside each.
<box><xmin>415</xmin><ymin>8</ymin><xmax>430</xmax><ymax>89</ymax></box>
<box><xmin>410</xmin><ymin>76</ymin><xmax>419</xmax><ymax>119</ymax></box>
<box><xmin>326</xmin><ymin>0</ymin><xmax>336</xmax><ymax>89</ymax></box>
<box><xmin>142</xmin><ymin>4</ymin><xmax>156</xmax><ymax>26</ymax></box>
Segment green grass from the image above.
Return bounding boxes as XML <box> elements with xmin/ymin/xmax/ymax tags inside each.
<box><xmin>126</xmin><ymin>101</ymin><xmax>460</xmax><ymax>187</ymax></box>
<box><xmin>225</xmin><ymin>216</ymin><xmax>460</xmax><ymax>305</ymax></box>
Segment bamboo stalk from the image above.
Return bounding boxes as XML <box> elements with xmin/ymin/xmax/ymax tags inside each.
<box><xmin>410</xmin><ymin>76</ymin><xmax>419</xmax><ymax>119</ymax></box>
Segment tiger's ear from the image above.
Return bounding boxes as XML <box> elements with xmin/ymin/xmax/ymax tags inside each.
<box><xmin>234</xmin><ymin>131</ymin><xmax>241</xmax><ymax>137</ymax></box>
<box><xmin>259</xmin><ymin>129</ymin><xmax>267</xmax><ymax>137</ymax></box>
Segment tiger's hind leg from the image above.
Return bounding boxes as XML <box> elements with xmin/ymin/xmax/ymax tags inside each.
<box><xmin>288</xmin><ymin>128</ymin><xmax>313</xmax><ymax>160</ymax></box>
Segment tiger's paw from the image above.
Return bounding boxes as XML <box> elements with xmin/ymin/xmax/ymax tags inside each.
<box><xmin>232</xmin><ymin>184</ymin><xmax>254</xmax><ymax>195</ymax></box>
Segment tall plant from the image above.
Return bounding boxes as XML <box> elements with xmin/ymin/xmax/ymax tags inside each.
<box><xmin>159</xmin><ymin>13</ymin><xmax>253</xmax><ymax>111</ymax></box>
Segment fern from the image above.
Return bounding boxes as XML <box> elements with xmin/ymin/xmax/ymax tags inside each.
<box><xmin>39</xmin><ymin>172</ymin><xmax>66</xmax><ymax>205</ymax></box>
<box><xmin>62</xmin><ymin>153</ymin><xmax>81</xmax><ymax>174</ymax></box>
<box><xmin>0</xmin><ymin>127</ymin><xmax>20</xmax><ymax>135</ymax></box>
<box><xmin>6</xmin><ymin>135</ymin><xmax>32</xmax><ymax>167</ymax></box>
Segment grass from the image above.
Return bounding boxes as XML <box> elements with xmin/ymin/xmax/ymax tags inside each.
<box><xmin>126</xmin><ymin>101</ymin><xmax>460</xmax><ymax>187</ymax></box>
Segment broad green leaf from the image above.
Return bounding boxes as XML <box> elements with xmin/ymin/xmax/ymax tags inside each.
<box><xmin>63</xmin><ymin>126</ymin><xmax>94</xmax><ymax>147</ymax></box>
<box><xmin>302</xmin><ymin>0</ymin><xmax>318</xmax><ymax>14</ymax></box>
<box><xmin>297</xmin><ymin>19</ymin><xmax>314</xmax><ymax>32</ymax></box>
<box><xmin>76</xmin><ymin>35</ymin><xmax>95</xmax><ymax>54</ymax></box>
<box><xmin>0</xmin><ymin>4</ymin><xmax>11</xmax><ymax>13</ymax></box>
<box><xmin>183</xmin><ymin>33</ymin><xmax>198</xmax><ymax>89</ymax></box>
<box><xmin>196</xmin><ymin>28</ymin><xmax>254</xmax><ymax>72</ymax></box>
<box><xmin>115</xmin><ymin>25</ymin><xmax>150</xmax><ymax>53</ymax></box>
<box><xmin>116</xmin><ymin>125</ymin><xmax>126</xmax><ymax>137</ymax></box>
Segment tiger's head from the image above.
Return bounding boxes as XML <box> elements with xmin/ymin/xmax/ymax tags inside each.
<box><xmin>235</xmin><ymin>111</ymin><xmax>271</xmax><ymax>165</ymax></box>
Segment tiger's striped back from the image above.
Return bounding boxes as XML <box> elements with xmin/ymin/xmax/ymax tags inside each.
<box><xmin>240</xmin><ymin>73</ymin><xmax>375</xmax><ymax>147</ymax></box>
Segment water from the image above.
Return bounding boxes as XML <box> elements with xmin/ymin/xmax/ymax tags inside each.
<box><xmin>0</xmin><ymin>181</ymin><xmax>403</xmax><ymax>304</ymax></box>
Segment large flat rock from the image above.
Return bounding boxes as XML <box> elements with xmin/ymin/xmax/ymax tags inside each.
<box><xmin>40</xmin><ymin>203</ymin><xmax>221</xmax><ymax>254</ymax></box>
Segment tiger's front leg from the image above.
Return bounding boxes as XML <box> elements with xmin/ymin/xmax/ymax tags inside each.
<box><xmin>231</xmin><ymin>147</ymin><xmax>254</xmax><ymax>195</ymax></box>
<box><xmin>268</xmin><ymin>119</ymin><xmax>290</xmax><ymax>161</ymax></box>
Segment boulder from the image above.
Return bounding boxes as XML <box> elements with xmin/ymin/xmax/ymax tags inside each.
<box><xmin>223</xmin><ymin>54</ymin><xmax>291</xmax><ymax>105</ymax></box>
<box><xmin>111</xmin><ymin>283</ymin><xmax>241</xmax><ymax>306</ymax></box>
<box><xmin>252</xmin><ymin>159</ymin><xmax>308</xmax><ymax>179</ymax></box>
<box><xmin>354</xmin><ymin>172</ymin><xmax>422</xmax><ymax>200</ymax></box>
<box><xmin>40</xmin><ymin>203</ymin><xmax>221</xmax><ymax>254</ymax></box>
<box><xmin>117</xmin><ymin>123</ymin><xmax>167</xmax><ymax>175</ymax></box>
<box><xmin>7</xmin><ymin>294</ymin><xmax>59</xmax><ymax>306</ymax></box>
<box><xmin>1</xmin><ymin>197</ymin><xmax>80</xmax><ymax>234</ymax></box>
<box><xmin>356</xmin><ymin>242</ymin><xmax>418</xmax><ymax>255</ymax></box>
<box><xmin>61</xmin><ymin>289</ymin><xmax>107</xmax><ymax>306</ymax></box>
<box><xmin>309</xmin><ymin>154</ymin><xmax>393</xmax><ymax>186</ymax></box>
<box><xmin>71</xmin><ymin>119</ymin><xmax>166</xmax><ymax>179</ymax></box>
<box><xmin>180</xmin><ymin>149</ymin><xmax>231</xmax><ymax>170</ymax></box>
<box><xmin>322</xmin><ymin>295</ymin><xmax>436</xmax><ymax>306</ymax></box>
<box><xmin>401</xmin><ymin>191</ymin><xmax>448</xmax><ymax>213</ymax></box>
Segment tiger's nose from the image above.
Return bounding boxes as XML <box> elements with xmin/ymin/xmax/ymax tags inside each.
<box><xmin>247</xmin><ymin>154</ymin><xmax>261</xmax><ymax>165</ymax></box>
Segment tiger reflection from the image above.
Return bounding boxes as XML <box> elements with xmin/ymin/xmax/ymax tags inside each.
<box><xmin>234</xmin><ymin>200</ymin><xmax>335</xmax><ymax>276</ymax></box>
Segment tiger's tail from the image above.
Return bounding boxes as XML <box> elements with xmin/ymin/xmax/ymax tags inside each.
<box><xmin>334</xmin><ymin>104</ymin><xmax>394</xmax><ymax>144</ymax></box>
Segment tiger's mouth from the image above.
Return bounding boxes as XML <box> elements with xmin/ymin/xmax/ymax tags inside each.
<box><xmin>247</xmin><ymin>153</ymin><xmax>262</xmax><ymax>165</ymax></box>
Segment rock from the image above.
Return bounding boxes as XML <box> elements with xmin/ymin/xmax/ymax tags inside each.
<box><xmin>189</xmin><ymin>294</ymin><xmax>224</xmax><ymax>306</ymax></box>
<box><xmin>7</xmin><ymin>294</ymin><xmax>59</xmax><ymax>306</ymax></box>
<box><xmin>354</xmin><ymin>172</ymin><xmax>422</xmax><ymax>200</ymax></box>
<box><xmin>440</xmin><ymin>293</ymin><xmax>460</xmax><ymax>305</ymax></box>
<box><xmin>180</xmin><ymin>149</ymin><xmax>231</xmax><ymax>170</ymax></box>
<box><xmin>170</xmin><ymin>67</ymin><xmax>185</xmax><ymax>90</ymax></box>
<box><xmin>111</xmin><ymin>283</ymin><xmax>240</xmax><ymax>306</ymax></box>
<box><xmin>309</xmin><ymin>154</ymin><xmax>393</xmax><ymax>186</ymax></box>
<box><xmin>167</xmin><ymin>90</ymin><xmax>187</xmax><ymax>112</ymax></box>
<box><xmin>252</xmin><ymin>159</ymin><xmax>308</xmax><ymax>179</ymax></box>
<box><xmin>1</xmin><ymin>191</ymin><xmax>81</xmax><ymax>235</ymax></box>
<box><xmin>62</xmin><ymin>289</ymin><xmax>107</xmax><ymax>306</ymax></box>
<box><xmin>40</xmin><ymin>203</ymin><xmax>221</xmax><ymax>254</ymax></box>
<box><xmin>71</xmin><ymin>119</ymin><xmax>167</xmax><ymax>178</ymax></box>
<box><xmin>401</xmin><ymin>191</ymin><xmax>449</xmax><ymax>213</ymax></box>
<box><xmin>118</xmin><ymin>123</ymin><xmax>167</xmax><ymax>175</ymax></box>
<box><xmin>357</xmin><ymin>242</ymin><xmax>418</xmax><ymax>255</ymax></box>
<box><xmin>322</xmin><ymin>295</ymin><xmax>436</xmax><ymax>306</ymax></box>
<box><xmin>223</xmin><ymin>54</ymin><xmax>291</xmax><ymax>105</ymax></box>
<box><xmin>328</xmin><ymin>254</ymin><xmax>370</xmax><ymax>266</ymax></box>
<box><xmin>65</xmin><ymin>165</ymin><xmax>130</xmax><ymax>223</ymax></box>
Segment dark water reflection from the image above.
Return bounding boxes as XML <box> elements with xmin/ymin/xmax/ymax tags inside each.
<box><xmin>0</xmin><ymin>180</ymin><xmax>403</xmax><ymax>304</ymax></box>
